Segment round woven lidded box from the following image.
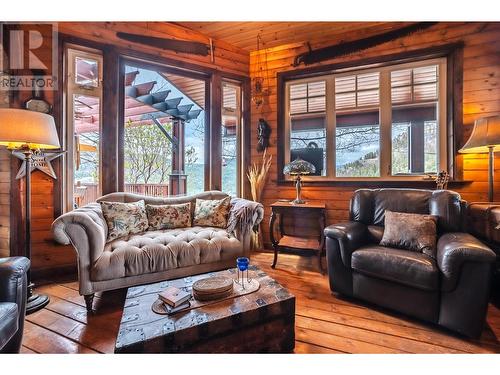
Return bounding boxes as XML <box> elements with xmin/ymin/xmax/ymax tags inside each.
<box><xmin>192</xmin><ymin>276</ymin><xmax>234</xmax><ymax>301</ymax></box>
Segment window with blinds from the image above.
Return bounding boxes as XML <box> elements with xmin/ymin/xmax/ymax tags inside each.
<box><xmin>335</xmin><ymin>72</ymin><xmax>381</xmax><ymax>177</ymax></box>
<box><xmin>288</xmin><ymin>80</ymin><xmax>328</xmax><ymax>176</ymax></box>
<box><xmin>391</xmin><ymin>65</ymin><xmax>438</xmax><ymax>104</ymax></box>
<box><xmin>283</xmin><ymin>58</ymin><xmax>447</xmax><ymax>180</ymax></box>
<box><xmin>391</xmin><ymin>64</ymin><xmax>440</xmax><ymax>175</ymax></box>
<box><xmin>289</xmin><ymin>81</ymin><xmax>326</xmax><ymax>115</ymax></box>
<box><xmin>335</xmin><ymin>72</ymin><xmax>380</xmax><ymax>110</ymax></box>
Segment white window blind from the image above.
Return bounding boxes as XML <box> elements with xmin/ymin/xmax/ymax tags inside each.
<box><xmin>391</xmin><ymin>65</ymin><xmax>438</xmax><ymax>104</ymax></box>
<box><xmin>335</xmin><ymin>72</ymin><xmax>380</xmax><ymax>110</ymax></box>
<box><xmin>290</xmin><ymin>80</ymin><xmax>326</xmax><ymax>114</ymax></box>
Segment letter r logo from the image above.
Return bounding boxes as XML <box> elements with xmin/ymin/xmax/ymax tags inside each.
<box><xmin>9</xmin><ymin>29</ymin><xmax>48</xmax><ymax>70</ymax></box>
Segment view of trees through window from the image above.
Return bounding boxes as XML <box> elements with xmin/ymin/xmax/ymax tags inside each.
<box><xmin>336</xmin><ymin>123</ymin><xmax>380</xmax><ymax>177</ymax></box>
<box><xmin>123</xmin><ymin>65</ymin><xmax>206</xmax><ymax>196</ymax></box>
<box><xmin>221</xmin><ymin>82</ymin><xmax>241</xmax><ymax>196</ymax></box>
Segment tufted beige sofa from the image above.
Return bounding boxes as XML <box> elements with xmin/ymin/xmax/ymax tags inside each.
<box><xmin>52</xmin><ymin>191</ymin><xmax>264</xmax><ymax>311</ymax></box>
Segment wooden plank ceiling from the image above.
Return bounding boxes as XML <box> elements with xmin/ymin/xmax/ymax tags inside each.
<box><xmin>176</xmin><ymin>22</ymin><xmax>414</xmax><ymax>52</ymax></box>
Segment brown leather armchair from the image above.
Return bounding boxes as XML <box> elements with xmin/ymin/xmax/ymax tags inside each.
<box><xmin>0</xmin><ymin>257</ymin><xmax>30</xmax><ymax>353</ymax></box>
<box><xmin>325</xmin><ymin>189</ymin><xmax>496</xmax><ymax>338</ymax></box>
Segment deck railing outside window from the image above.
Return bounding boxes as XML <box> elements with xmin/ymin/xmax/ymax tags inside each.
<box><xmin>74</xmin><ymin>183</ymin><xmax>169</xmax><ymax>207</ymax></box>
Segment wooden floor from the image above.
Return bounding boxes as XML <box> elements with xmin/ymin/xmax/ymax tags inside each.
<box><xmin>21</xmin><ymin>251</ymin><xmax>500</xmax><ymax>354</ymax></box>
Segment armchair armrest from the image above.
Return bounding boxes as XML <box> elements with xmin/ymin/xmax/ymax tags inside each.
<box><xmin>0</xmin><ymin>256</ymin><xmax>29</xmax><ymax>353</ymax></box>
<box><xmin>437</xmin><ymin>232</ymin><xmax>496</xmax><ymax>290</ymax></box>
<box><xmin>0</xmin><ymin>257</ymin><xmax>30</xmax><ymax>303</ymax></box>
<box><xmin>51</xmin><ymin>203</ymin><xmax>108</xmax><ymax>265</ymax></box>
<box><xmin>325</xmin><ymin>221</ymin><xmax>368</xmax><ymax>267</ymax></box>
<box><xmin>227</xmin><ymin>197</ymin><xmax>264</xmax><ymax>250</ymax></box>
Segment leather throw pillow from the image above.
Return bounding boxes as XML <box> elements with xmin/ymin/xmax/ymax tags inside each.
<box><xmin>146</xmin><ymin>202</ymin><xmax>192</xmax><ymax>230</ymax></box>
<box><xmin>100</xmin><ymin>200</ymin><xmax>149</xmax><ymax>242</ymax></box>
<box><xmin>193</xmin><ymin>197</ymin><xmax>231</xmax><ymax>228</ymax></box>
<box><xmin>380</xmin><ymin>210</ymin><xmax>438</xmax><ymax>258</ymax></box>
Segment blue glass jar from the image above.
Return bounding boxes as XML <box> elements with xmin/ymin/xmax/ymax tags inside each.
<box><xmin>236</xmin><ymin>257</ymin><xmax>249</xmax><ymax>271</ymax></box>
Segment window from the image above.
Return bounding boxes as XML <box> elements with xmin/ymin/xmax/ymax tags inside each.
<box><xmin>390</xmin><ymin>65</ymin><xmax>439</xmax><ymax>175</ymax></box>
<box><xmin>65</xmin><ymin>47</ymin><xmax>103</xmax><ymax>210</ymax></box>
<box><xmin>283</xmin><ymin>57</ymin><xmax>447</xmax><ymax>180</ymax></box>
<box><xmin>288</xmin><ymin>80</ymin><xmax>326</xmax><ymax>176</ymax></box>
<box><xmin>335</xmin><ymin>72</ymin><xmax>380</xmax><ymax>177</ymax></box>
<box><xmin>221</xmin><ymin>81</ymin><xmax>242</xmax><ymax>196</ymax></box>
<box><xmin>122</xmin><ymin>64</ymin><xmax>206</xmax><ymax>197</ymax></box>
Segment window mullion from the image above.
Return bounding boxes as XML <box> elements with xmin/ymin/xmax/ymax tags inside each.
<box><xmin>379</xmin><ymin>69</ymin><xmax>392</xmax><ymax>178</ymax></box>
<box><xmin>326</xmin><ymin>76</ymin><xmax>335</xmax><ymax>178</ymax></box>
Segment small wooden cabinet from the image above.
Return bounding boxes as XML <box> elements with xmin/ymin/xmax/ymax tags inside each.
<box><xmin>269</xmin><ymin>201</ymin><xmax>326</xmax><ymax>273</ymax></box>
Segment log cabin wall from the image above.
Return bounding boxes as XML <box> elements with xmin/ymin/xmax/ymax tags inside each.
<box><xmin>0</xmin><ymin>88</ymin><xmax>9</xmax><ymax>258</ymax></box>
<box><xmin>249</xmin><ymin>22</ymin><xmax>500</xmax><ymax>248</ymax></box>
<box><xmin>2</xmin><ymin>21</ymin><xmax>499</xmax><ymax>271</ymax></box>
<box><xmin>1</xmin><ymin>22</ymin><xmax>250</xmax><ymax>275</ymax></box>
<box><xmin>0</xmin><ymin>148</ymin><xmax>9</xmax><ymax>258</ymax></box>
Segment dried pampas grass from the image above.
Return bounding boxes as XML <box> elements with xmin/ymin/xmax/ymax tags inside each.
<box><xmin>247</xmin><ymin>149</ymin><xmax>272</xmax><ymax>250</ymax></box>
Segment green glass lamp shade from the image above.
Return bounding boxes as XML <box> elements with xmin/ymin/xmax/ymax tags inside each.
<box><xmin>283</xmin><ymin>158</ymin><xmax>315</xmax><ymax>204</ymax></box>
<box><xmin>283</xmin><ymin>157</ymin><xmax>316</xmax><ymax>176</ymax></box>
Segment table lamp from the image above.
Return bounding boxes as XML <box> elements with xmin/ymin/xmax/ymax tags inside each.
<box><xmin>459</xmin><ymin>115</ymin><xmax>500</xmax><ymax>202</ymax></box>
<box><xmin>283</xmin><ymin>157</ymin><xmax>316</xmax><ymax>204</ymax></box>
<box><xmin>0</xmin><ymin>108</ymin><xmax>60</xmax><ymax>314</ymax></box>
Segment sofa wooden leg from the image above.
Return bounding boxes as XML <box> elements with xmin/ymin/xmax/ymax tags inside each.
<box><xmin>84</xmin><ymin>294</ymin><xmax>94</xmax><ymax>312</ymax></box>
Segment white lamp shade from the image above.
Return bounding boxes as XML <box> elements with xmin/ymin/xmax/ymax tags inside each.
<box><xmin>459</xmin><ymin>115</ymin><xmax>500</xmax><ymax>154</ymax></box>
<box><xmin>0</xmin><ymin>108</ymin><xmax>60</xmax><ymax>150</ymax></box>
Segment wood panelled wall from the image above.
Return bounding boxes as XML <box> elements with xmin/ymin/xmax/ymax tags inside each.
<box><xmin>0</xmin><ymin>88</ymin><xmax>9</xmax><ymax>258</ymax></box>
<box><xmin>2</xmin><ymin>22</ymin><xmax>249</xmax><ymax>274</ymax></box>
<box><xmin>249</xmin><ymin>22</ymin><xmax>500</xmax><ymax>248</ymax></box>
<box><xmin>3</xmin><ymin>21</ymin><xmax>499</xmax><ymax>271</ymax></box>
<box><xmin>0</xmin><ymin>149</ymin><xmax>9</xmax><ymax>258</ymax></box>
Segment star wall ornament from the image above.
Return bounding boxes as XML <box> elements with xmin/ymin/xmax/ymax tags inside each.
<box><xmin>13</xmin><ymin>149</ymin><xmax>65</xmax><ymax>180</ymax></box>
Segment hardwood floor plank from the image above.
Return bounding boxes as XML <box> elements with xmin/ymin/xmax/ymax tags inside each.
<box><xmin>37</xmin><ymin>283</ymin><xmax>126</xmax><ymax>313</ymax></box>
<box><xmin>26</xmin><ymin>308</ymin><xmax>117</xmax><ymax>353</ymax></box>
<box><xmin>292</xmin><ymin>288</ymin><xmax>436</xmax><ymax>330</ymax></box>
<box><xmin>36</xmin><ymin>284</ymin><xmax>87</xmax><ymax>307</ymax></box>
<box><xmin>294</xmin><ymin>341</ymin><xmax>344</xmax><ymax>354</ymax></box>
<box><xmin>257</xmin><ymin>252</ymin><xmax>500</xmax><ymax>350</ymax></box>
<box><xmin>43</xmin><ymin>294</ymin><xmax>123</xmax><ymax>332</ymax></box>
<box><xmin>22</xmin><ymin>251</ymin><xmax>500</xmax><ymax>354</ymax></box>
<box><xmin>295</xmin><ymin>327</ymin><xmax>402</xmax><ymax>354</ymax></box>
<box><xmin>296</xmin><ymin>304</ymin><xmax>499</xmax><ymax>353</ymax></box>
<box><xmin>20</xmin><ymin>345</ymin><xmax>38</xmax><ymax>354</ymax></box>
<box><xmin>23</xmin><ymin>321</ymin><xmax>98</xmax><ymax>354</ymax></box>
<box><xmin>296</xmin><ymin>315</ymin><xmax>465</xmax><ymax>354</ymax></box>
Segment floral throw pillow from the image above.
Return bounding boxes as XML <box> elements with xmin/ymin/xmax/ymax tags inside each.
<box><xmin>100</xmin><ymin>200</ymin><xmax>149</xmax><ymax>242</ymax></box>
<box><xmin>146</xmin><ymin>202</ymin><xmax>192</xmax><ymax>230</ymax></box>
<box><xmin>193</xmin><ymin>197</ymin><xmax>231</xmax><ymax>228</ymax></box>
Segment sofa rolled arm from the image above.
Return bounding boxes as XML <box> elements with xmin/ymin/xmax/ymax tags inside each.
<box><xmin>325</xmin><ymin>221</ymin><xmax>368</xmax><ymax>267</ymax></box>
<box><xmin>51</xmin><ymin>203</ymin><xmax>108</xmax><ymax>264</ymax></box>
<box><xmin>227</xmin><ymin>197</ymin><xmax>264</xmax><ymax>249</ymax></box>
<box><xmin>437</xmin><ymin>232</ymin><xmax>496</xmax><ymax>290</ymax></box>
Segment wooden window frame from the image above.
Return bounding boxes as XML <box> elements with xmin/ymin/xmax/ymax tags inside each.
<box><xmin>56</xmin><ymin>34</ymin><xmax>252</xmax><ymax>214</ymax></box>
<box><xmin>221</xmin><ymin>79</ymin><xmax>243</xmax><ymax>196</ymax></box>
<box><xmin>117</xmin><ymin>56</ymin><xmax>212</xmax><ymax>195</ymax></box>
<box><xmin>277</xmin><ymin>43</ymin><xmax>465</xmax><ymax>186</ymax></box>
<box><xmin>63</xmin><ymin>45</ymin><xmax>103</xmax><ymax>212</ymax></box>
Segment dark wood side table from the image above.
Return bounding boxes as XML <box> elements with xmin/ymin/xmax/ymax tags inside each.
<box><xmin>269</xmin><ymin>201</ymin><xmax>326</xmax><ymax>273</ymax></box>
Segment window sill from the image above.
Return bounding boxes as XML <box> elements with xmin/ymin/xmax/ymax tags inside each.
<box><xmin>276</xmin><ymin>179</ymin><xmax>473</xmax><ymax>188</ymax></box>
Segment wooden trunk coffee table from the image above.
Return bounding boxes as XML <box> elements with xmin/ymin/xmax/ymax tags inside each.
<box><xmin>114</xmin><ymin>266</ymin><xmax>295</xmax><ymax>353</ymax></box>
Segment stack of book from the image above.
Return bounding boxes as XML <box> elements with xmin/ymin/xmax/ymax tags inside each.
<box><xmin>158</xmin><ymin>286</ymin><xmax>191</xmax><ymax>314</ymax></box>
